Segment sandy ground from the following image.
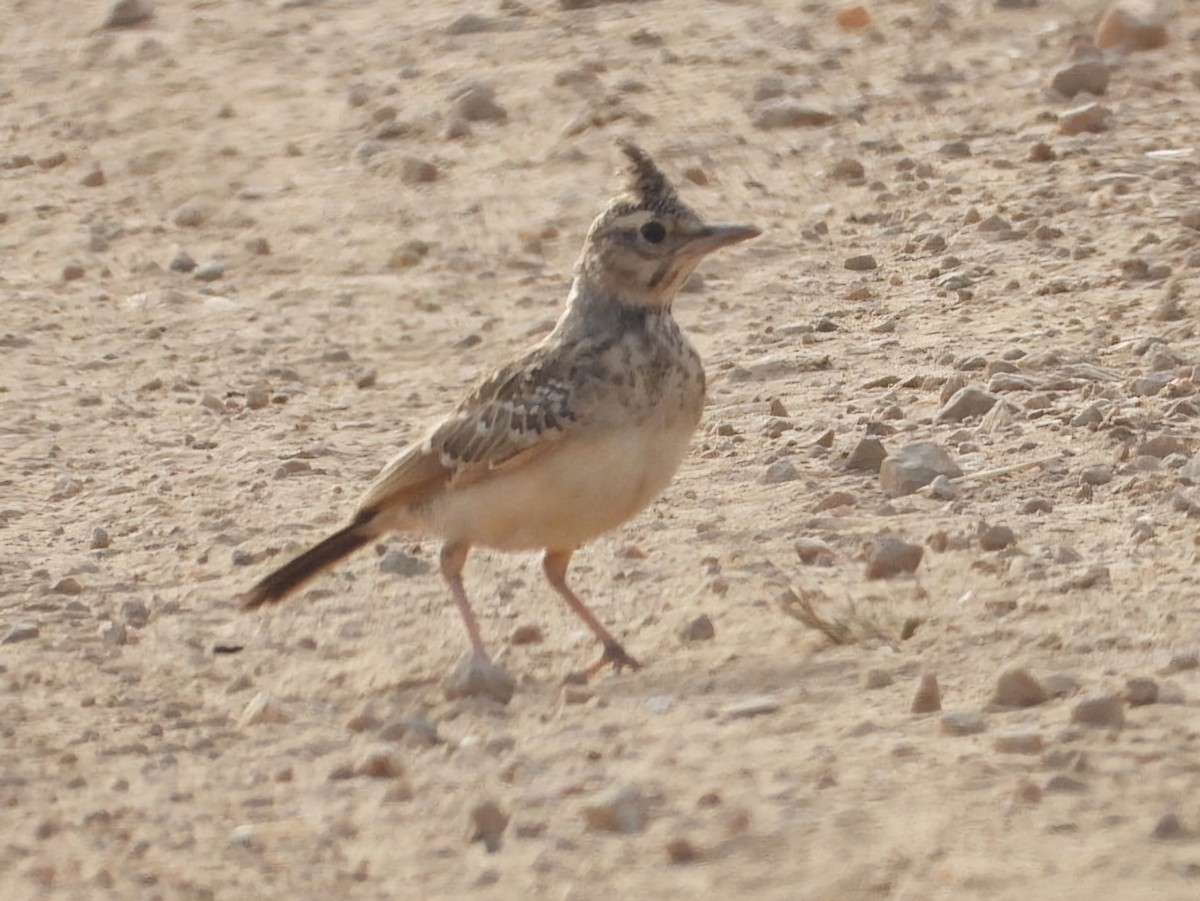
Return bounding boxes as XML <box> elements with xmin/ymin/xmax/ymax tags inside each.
<box><xmin>3</xmin><ymin>0</ymin><xmax>1200</xmax><ymax>897</ymax></box>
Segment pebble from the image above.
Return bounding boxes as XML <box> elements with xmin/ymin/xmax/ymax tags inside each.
<box><xmin>993</xmin><ymin>731</ymin><xmax>1044</xmax><ymax>754</ymax></box>
<box><xmin>679</xmin><ymin>614</ymin><xmax>715</xmax><ymax>643</ymax></box>
<box><xmin>978</xmin><ymin>524</ymin><xmax>1015</xmax><ymax>552</ymax></box>
<box><xmin>1080</xmin><ymin>464</ymin><xmax>1113</xmax><ymax>486</ymax></box>
<box><xmin>937</xmin><ymin>386</ymin><xmax>999</xmax><ymax>422</ymax></box>
<box><xmin>1125</xmin><ymin>677</ymin><xmax>1159</xmax><ymax>707</ymax></box>
<box><xmin>1045</xmin><ymin>775</ymin><xmax>1087</xmax><ymax>794</ymax></box>
<box><xmin>1138</xmin><ymin>434</ymin><xmax>1188</xmax><ymax>458</ymax></box>
<box><xmin>928</xmin><ymin>475</ymin><xmax>956</xmax><ymax>501</ymax></box>
<box><xmin>865</xmin><ymin>537</ymin><xmax>922</xmax><ymax>579</ymax></box>
<box><xmin>400</xmin><ymin>156</ymin><xmax>438</xmax><ymax>184</ymax></box>
<box><xmin>356</xmin><ymin>748</ymin><xmax>405</xmax><ymax>779</ymax></box>
<box><xmin>844</xmin><ymin>254</ymin><xmax>877</xmax><ymax>271</ymax></box>
<box><xmin>238</xmin><ymin>692</ymin><xmax>291</xmax><ymax>727</ymax></box>
<box><xmin>794</xmin><ymin>537</ymin><xmax>834</xmax><ymax>565</ymax></box>
<box><xmin>836</xmin><ymin>6</ymin><xmax>872</xmax><ymax>29</ymax></box>
<box><xmin>1059</xmin><ymin>103</ymin><xmax>1111</xmax><ymax>136</ymax></box>
<box><xmin>562</xmin><ymin>685</ymin><xmax>593</xmax><ymax>705</ymax></box>
<box><xmin>353</xmin><ymin>140</ymin><xmax>384</xmax><ymax>162</ymax></box>
<box><xmin>2</xmin><ymin>623</ymin><xmax>40</xmax><ymax>644</ymax></box>
<box><xmin>846</xmin><ymin>437</ymin><xmax>887</xmax><ymax>473</ymax></box>
<box><xmin>62</xmin><ymin>263</ymin><xmax>85</xmax><ymax>281</ymax></box>
<box><xmin>1151</xmin><ymin>812</ymin><xmax>1186</xmax><ymax>842</ymax></box>
<box><xmin>1050</xmin><ymin>60</ymin><xmax>1109</xmax><ymax>98</ymax></box>
<box><xmin>583</xmin><ymin>784</ymin><xmax>647</xmax><ymax>834</ymax></box>
<box><xmin>169</xmin><ymin>250</ymin><xmax>196</xmax><ymax>273</ymax></box>
<box><xmin>90</xmin><ymin>527</ymin><xmax>111</xmax><ymax>550</ymax></box>
<box><xmin>453</xmin><ymin>84</ymin><xmax>507</xmax><ymax>122</ymax></box>
<box><xmin>987</xmin><ymin>372</ymin><xmax>1035</xmax><ymax>392</ymax></box>
<box><xmin>752</xmin><ymin>100</ymin><xmax>836</xmax><ymax>130</ymax></box>
<box><xmin>992</xmin><ymin>668</ymin><xmax>1049</xmax><ymax>708</ymax></box>
<box><xmin>447</xmin><ymin>13</ymin><xmax>499</xmax><ymax>35</ymax></box>
<box><xmin>103</xmin><ymin>0</ymin><xmax>153</xmax><ymax>28</ymax></box>
<box><xmin>53</xmin><ymin>577</ymin><xmax>84</xmax><ymax>595</ymax></box>
<box><xmin>509</xmin><ymin>623</ymin><xmax>544</xmax><ymax>645</ymax></box>
<box><xmin>761</xmin><ymin>459</ymin><xmax>800</xmax><ymax>484</ymax></box>
<box><xmin>722</xmin><ymin>696</ymin><xmax>781</xmax><ymax>720</ymax></box>
<box><xmin>830</xmin><ymin>158</ymin><xmax>865</xmax><ymax>181</ymax></box>
<box><xmin>864</xmin><ymin>668</ymin><xmax>893</xmax><ymax>689</ymax></box>
<box><xmin>245</xmin><ymin>384</ymin><xmax>270</xmax><ymax>410</ymax></box>
<box><xmin>378</xmin><ymin>548</ymin><xmax>430</xmax><ymax>577</ymax></box>
<box><xmin>194</xmin><ymin>261</ymin><xmax>225</xmax><ymax>282</ymax></box>
<box><xmin>469</xmin><ymin>800</ymin><xmax>510</xmax><ymax>852</ymax></box>
<box><xmin>1094</xmin><ymin>7</ymin><xmax>1169</xmax><ymax>52</ymax></box>
<box><xmin>81</xmin><ymin>165</ymin><xmax>106</xmax><ymax>187</ymax></box>
<box><xmin>442</xmin><ymin>651</ymin><xmax>515</xmax><ymax>704</ymax></box>
<box><xmin>1071</xmin><ymin>694</ymin><xmax>1124</xmax><ymax>729</ymax></box>
<box><xmin>1029</xmin><ymin>141</ymin><xmax>1056</xmax><ymax>162</ymax></box>
<box><xmin>379</xmin><ymin>716</ymin><xmax>441</xmax><ymax>747</ymax></box>
<box><xmin>911</xmin><ymin>671</ymin><xmax>941</xmax><ymax>714</ymax></box>
<box><xmin>1010</xmin><ymin>778</ymin><xmax>1042</xmax><ymax>808</ymax></box>
<box><xmin>666</xmin><ymin>836</ymin><xmax>700</xmax><ymax>864</ymax></box>
<box><xmin>941</xmin><ymin>712</ymin><xmax>986</xmax><ymax>736</ymax></box>
<box><xmin>879</xmin><ymin>441</ymin><xmax>962</xmax><ymax>497</ymax></box>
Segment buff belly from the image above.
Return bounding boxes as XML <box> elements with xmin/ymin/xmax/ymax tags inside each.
<box><xmin>423</xmin><ymin>420</ymin><xmax>698</xmax><ymax>551</ymax></box>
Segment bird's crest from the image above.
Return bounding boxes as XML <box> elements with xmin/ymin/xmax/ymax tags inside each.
<box><xmin>616</xmin><ymin>140</ymin><xmax>683</xmax><ymax>215</ymax></box>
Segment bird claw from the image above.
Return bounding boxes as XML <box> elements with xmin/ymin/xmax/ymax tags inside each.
<box><xmin>569</xmin><ymin>639</ymin><xmax>642</xmax><ymax>682</ymax></box>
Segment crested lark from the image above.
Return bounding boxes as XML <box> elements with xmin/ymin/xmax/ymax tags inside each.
<box><xmin>242</xmin><ymin>141</ymin><xmax>759</xmax><ymax>697</ymax></box>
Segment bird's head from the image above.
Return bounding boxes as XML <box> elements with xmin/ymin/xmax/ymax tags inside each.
<box><xmin>573</xmin><ymin>141</ymin><xmax>760</xmax><ymax>310</ymax></box>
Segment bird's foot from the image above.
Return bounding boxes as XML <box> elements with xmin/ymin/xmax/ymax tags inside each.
<box><xmin>566</xmin><ymin>639</ymin><xmax>643</xmax><ymax>684</ymax></box>
<box><xmin>443</xmin><ymin>649</ymin><xmax>515</xmax><ymax>704</ymax></box>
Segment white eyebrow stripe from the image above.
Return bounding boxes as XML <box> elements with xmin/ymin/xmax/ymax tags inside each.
<box><xmin>608</xmin><ymin>210</ymin><xmax>656</xmax><ymax>230</ymax></box>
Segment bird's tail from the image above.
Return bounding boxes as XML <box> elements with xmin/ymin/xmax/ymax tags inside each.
<box><xmin>241</xmin><ymin>513</ymin><xmax>376</xmax><ymax>610</ymax></box>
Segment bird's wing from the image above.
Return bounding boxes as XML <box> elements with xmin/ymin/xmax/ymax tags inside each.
<box><xmin>356</xmin><ymin>341</ymin><xmax>596</xmax><ymax>512</ymax></box>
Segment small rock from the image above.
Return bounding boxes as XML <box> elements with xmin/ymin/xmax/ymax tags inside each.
<box><xmin>90</xmin><ymin>527</ymin><xmax>111</xmax><ymax>550</ymax></box>
<box><xmin>380</xmin><ymin>716</ymin><xmax>441</xmax><ymax>748</ymax></box>
<box><xmin>562</xmin><ymin>685</ymin><xmax>594</xmax><ymax>705</ymax></box>
<box><xmin>666</xmin><ymin>836</ymin><xmax>700</xmax><ymax>864</ymax></box>
<box><xmin>1071</xmin><ymin>694</ymin><xmax>1124</xmax><ymax>728</ymax></box>
<box><xmin>469</xmin><ymin>800</ymin><xmax>510</xmax><ymax>853</ymax></box>
<box><xmin>866</xmin><ymin>537</ymin><xmax>923</xmax><ymax>579</ymax></box>
<box><xmin>400</xmin><ymin>157</ymin><xmax>438</xmax><ymax>184</ymax></box>
<box><xmin>353</xmin><ymin>140</ymin><xmax>384</xmax><ymax>162</ymax></box>
<box><xmin>1164</xmin><ymin>649</ymin><xmax>1198</xmax><ymax>673</ymax></box>
<box><xmin>447</xmin><ymin>13</ymin><xmax>499</xmax><ymax>35</ymax></box>
<box><xmin>978</xmin><ymin>524</ymin><xmax>1015</xmax><ymax>552</ymax></box>
<box><xmin>509</xmin><ymin>624</ymin><xmax>544</xmax><ymax>645</ymax></box>
<box><xmin>1139</xmin><ymin>434</ymin><xmax>1188</xmax><ymax>459</ymax></box>
<box><xmin>62</xmin><ymin>263</ymin><xmax>85</xmax><ymax>281</ymax></box>
<box><xmin>794</xmin><ymin>537</ymin><xmax>835</xmax><ymax>565</ymax></box>
<box><xmin>864</xmin><ymin>668</ymin><xmax>893</xmax><ymax>689</ymax></box>
<box><xmin>81</xmin><ymin>165</ymin><xmax>106</xmax><ymax>187</ymax></box>
<box><xmin>102</xmin><ymin>622</ymin><xmax>127</xmax><ymax>647</ymax></box>
<box><xmin>846</xmin><ymin>437</ymin><xmax>887</xmax><ymax>473</ymax></box>
<box><xmin>836</xmin><ymin>5</ymin><xmax>872</xmax><ymax>29</ymax></box>
<box><xmin>941</xmin><ymin>712</ymin><xmax>986</xmax><ymax>736</ymax></box>
<box><xmin>379</xmin><ymin>548</ymin><xmax>431</xmax><ymax>577</ymax></box>
<box><xmin>356</xmin><ymin>748</ymin><xmax>405</xmax><ymax>779</ymax></box>
<box><xmin>244</xmin><ymin>384</ymin><xmax>270</xmax><ymax>410</ymax></box>
<box><xmin>103</xmin><ymin>0</ymin><xmax>153</xmax><ymax>28</ymax></box>
<box><xmin>1094</xmin><ymin>7</ymin><xmax>1168</xmax><ymax>52</ymax></box>
<box><xmin>583</xmin><ymin>784</ymin><xmax>647</xmax><ymax>834</ymax></box>
<box><xmin>1010</xmin><ymin>778</ymin><xmax>1043</xmax><ymax>807</ymax></box>
<box><xmin>1050</xmin><ymin>60</ymin><xmax>1109</xmax><ymax>98</ymax></box>
<box><xmin>1080</xmin><ymin>464</ymin><xmax>1113</xmax><ymax>486</ymax></box>
<box><xmin>354</xmin><ymin>366</ymin><xmax>377</xmax><ymax>389</ymax></box>
<box><xmin>911</xmin><ymin>671</ymin><xmax>941</xmax><ymax>713</ymax></box>
<box><xmin>169</xmin><ymin>250</ymin><xmax>196</xmax><ymax>273</ymax></box>
<box><xmin>939</xmin><ymin>140</ymin><xmax>972</xmax><ymax>159</ymax></box>
<box><xmin>830</xmin><ymin>158</ymin><xmax>865</xmax><ymax>181</ymax></box>
<box><xmin>1152</xmin><ymin>812</ymin><xmax>1187</xmax><ymax>842</ymax></box>
<box><xmin>937</xmin><ymin>386</ymin><xmax>999</xmax><ymax>422</ymax></box>
<box><xmin>992</xmin><ymin>668</ymin><xmax>1049</xmax><ymax>708</ymax></box>
<box><xmin>927</xmin><ymin>475</ymin><xmax>956</xmax><ymax>501</ymax></box>
<box><xmin>752</xmin><ymin>100</ymin><xmax>836</xmax><ymax>130</ymax></box>
<box><xmin>844</xmin><ymin>254</ymin><xmax>878</xmax><ymax>271</ymax></box>
<box><xmin>1029</xmin><ymin>141</ymin><xmax>1056</xmax><ymax>162</ymax></box>
<box><xmin>52</xmin><ymin>577</ymin><xmax>84</xmax><ymax>595</ymax></box>
<box><xmin>761</xmin><ymin>459</ymin><xmax>800</xmax><ymax>484</ymax></box>
<box><xmin>1059</xmin><ymin>102</ymin><xmax>1111</xmax><ymax>136</ymax></box>
<box><xmin>443</xmin><ymin>651</ymin><xmax>515</xmax><ymax>704</ymax></box>
<box><xmin>1044</xmin><ymin>774</ymin><xmax>1087</xmax><ymax>794</ymax></box>
<box><xmin>239</xmin><ymin>692</ymin><xmax>291</xmax><ymax>727</ymax></box>
<box><xmin>721</xmin><ymin>696</ymin><xmax>780</xmax><ymax>719</ymax></box>
<box><xmin>679</xmin><ymin>614</ymin><xmax>715</xmax><ymax>643</ymax></box>
<box><xmin>194</xmin><ymin>261</ymin><xmax>225</xmax><ymax>282</ymax></box>
<box><xmin>879</xmin><ymin>441</ymin><xmax>962</xmax><ymax>497</ymax></box>
<box><xmin>993</xmin><ymin>731</ymin><xmax>1044</xmax><ymax>754</ymax></box>
<box><xmin>2</xmin><ymin>623</ymin><xmax>40</xmax><ymax>644</ymax></box>
<box><xmin>1125</xmin><ymin>677</ymin><xmax>1158</xmax><ymax>707</ymax></box>
<box><xmin>453</xmin><ymin>84</ymin><xmax>507</xmax><ymax>122</ymax></box>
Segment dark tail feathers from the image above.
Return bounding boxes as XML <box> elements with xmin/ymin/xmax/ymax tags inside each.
<box><xmin>242</xmin><ymin>518</ymin><xmax>373</xmax><ymax>611</ymax></box>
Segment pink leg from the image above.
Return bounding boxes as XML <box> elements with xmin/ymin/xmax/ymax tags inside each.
<box><xmin>440</xmin><ymin>542</ymin><xmax>488</xmax><ymax>656</ymax></box>
<box><xmin>543</xmin><ymin>549</ymin><xmax>642</xmax><ymax>676</ymax></box>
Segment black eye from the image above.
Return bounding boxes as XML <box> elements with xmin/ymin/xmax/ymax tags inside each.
<box><xmin>639</xmin><ymin>221</ymin><xmax>666</xmax><ymax>244</ymax></box>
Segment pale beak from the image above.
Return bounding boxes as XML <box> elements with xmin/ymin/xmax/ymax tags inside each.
<box><xmin>679</xmin><ymin>224</ymin><xmax>761</xmax><ymax>258</ymax></box>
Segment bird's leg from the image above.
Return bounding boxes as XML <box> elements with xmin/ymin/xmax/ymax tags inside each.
<box><xmin>543</xmin><ymin>549</ymin><xmax>642</xmax><ymax>678</ymax></box>
<box><xmin>440</xmin><ymin>542</ymin><xmax>514</xmax><ymax>703</ymax></box>
<box><xmin>440</xmin><ymin>542</ymin><xmax>487</xmax><ymax>655</ymax></box>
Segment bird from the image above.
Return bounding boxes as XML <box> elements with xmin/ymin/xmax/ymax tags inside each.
<box><xmin>242</xmin><ymin>140</ymin><xmax>759</xmax><ymax>698</ymax></box>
